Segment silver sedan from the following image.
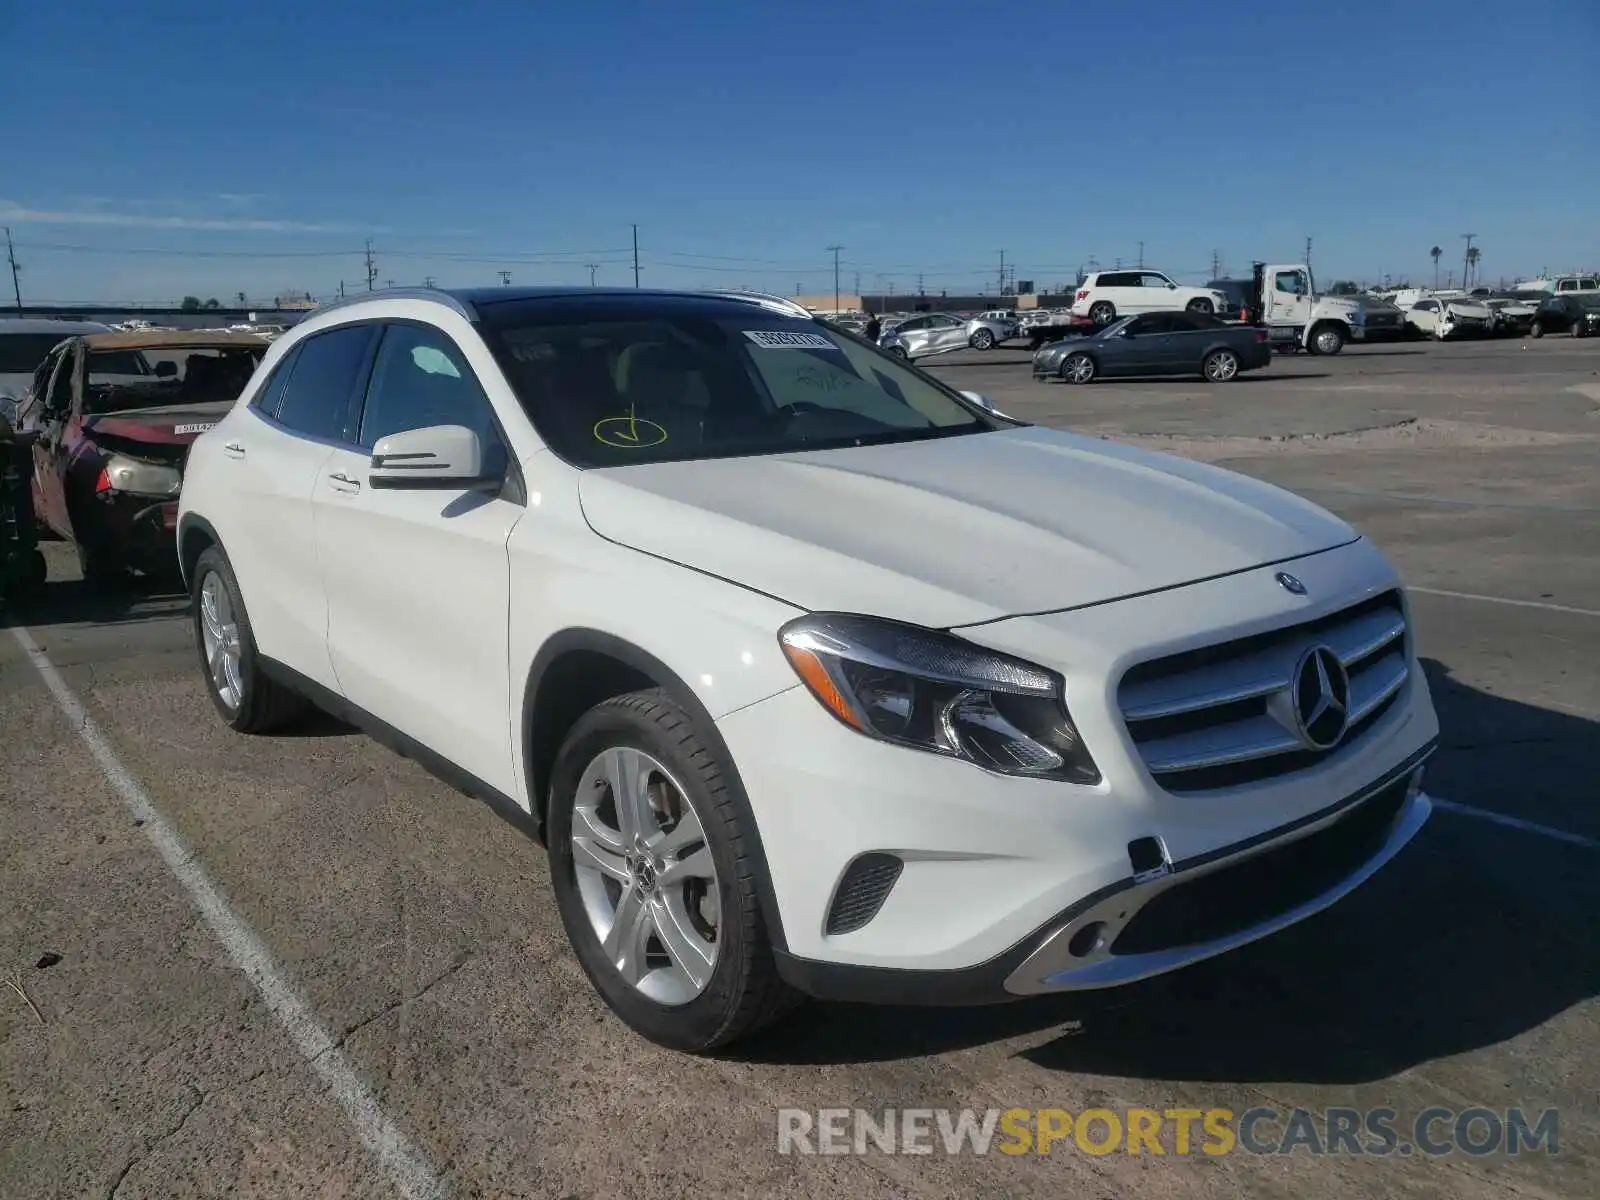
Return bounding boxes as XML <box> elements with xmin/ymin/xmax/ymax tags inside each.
<box><xmin>878</xmin><ymin>312</ymin><xmax>1015</xmax><ymax>360</ymax></box>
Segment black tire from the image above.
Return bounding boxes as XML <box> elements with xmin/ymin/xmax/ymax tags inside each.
<box><xmin>1186</xmin><ymin>298</ymin><xmax>1215</xmax><ymax>315</ymax></box>
<box><xmin>1088</xmin><ymin>301</ymin><xmax>1116</xmax><ymax>325</ymax></box>
<box><xmin>76</xmin><ymin>538</ymin><xmax>125</xmax><ymax>591</ymax></box>
<box><xmin>970</xmin><ymin>327</ymin><xmax>995</xmax><ymax>350</ymax></box>
<box><xmin>190</xmin><ymin>544</ymin><xmax>308</xmax><ymax>732</ymax></box>
<box><xmin>889</xmin><ymin>344</ymin><xmax>909</xmax><ymax>360</ymax></box>
<box><xmin>1572</xmin><ymin>318</ymin><xmax>1587</xmax><ymax>339</ymax></box>
<box><xmin>1202</xmin><ymin>349</ymin><xmax>1240</xmax><ymax>382</ymax></box>
<box><xmin>547</xmin><ymin>689</ymin><xmax>798</xmax><ymax>1053</ymax></box>
<box><xmin>1060</xmin><ymin>352</ymin><xmax>1097</xmax><ymax>385</ymax></box>
<box><xmin>1309</xmin><ymin>323</ymin><xmax>1345</xmax><ymax>356</ymax></box>
<box><xmin>1530</xmin><ymin>320</ymin><xmax>1544</xmax><ymax>338</ymax></box>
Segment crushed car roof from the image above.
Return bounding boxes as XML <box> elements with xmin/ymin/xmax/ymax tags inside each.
<box><xmin>80</xmin><ymin>330</ymin><xmax>270</xmax><ymax>351</ymax></box>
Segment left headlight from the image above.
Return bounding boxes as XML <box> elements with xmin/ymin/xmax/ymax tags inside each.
<box><xmin>778</xmin><ymin>613</ymin><xmax>1100</xmax><ymax>784</ymax></box>
<box><xmin>101</xmin><ymin>453</ymin><xmax>182</xmax><ymax>498</ymax></box>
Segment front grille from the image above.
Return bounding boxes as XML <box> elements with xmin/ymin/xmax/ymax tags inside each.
<box><xmin>824</xmin><ymin>853</ymin><xmax>903</xmax><ymax>935</ymax></box>
<box><xmin>1118</xmin><ymin>590</ymin><xmax>1409</xmax><ymax>792</ymax></box>
<box><xmin>1110</xmin><ymin>774</ymin><xmax>1410</xmax><ymax>954</ymax></box>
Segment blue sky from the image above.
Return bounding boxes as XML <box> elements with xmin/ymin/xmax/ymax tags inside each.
<box><xmin>4</xmin><ymin>0</ymin><xmax>1596</xmax><ymax>304</ymax></box>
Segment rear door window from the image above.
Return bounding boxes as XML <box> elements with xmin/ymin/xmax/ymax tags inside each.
<box><xmin>271</xmin><ymin>325</ymin><xmax>377</xmax><ymax>443</ymax></box>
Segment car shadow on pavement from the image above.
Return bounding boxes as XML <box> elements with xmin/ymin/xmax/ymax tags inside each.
<box><xmin>6</xmin><ymin>573</ymin><xmax>190</xmax><ymax>630</ymax></box>
<box><xmin>733</xmin><ymin>661</ymin><xmax>1599</xmax><ymax>1084</ymax></box>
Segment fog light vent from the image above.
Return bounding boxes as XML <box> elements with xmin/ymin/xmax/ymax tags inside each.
<box><xmin>824</xmin><ymin>853</ymin><xmax>904</xmax><ymax>935</ymax></box>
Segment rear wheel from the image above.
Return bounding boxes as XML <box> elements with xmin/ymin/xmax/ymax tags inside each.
<box><xmin>1060</xmin><ymin>352</ymin><xmax>1097</xmax><ymax>384</ymax></box>
<box><xmin>1529</xmin><ymin>320</ymin><xmax>1544</xmax><ymax>338</ymax></box>
<box><xmin>1088</xmin><ymin>301</ymin><xmax>1116</xmax><ymax>325</ymax></box>
<box><xmin>1572</xmin><ymin>318</ymin><xmax>1587</xmax><ymax>338</ymax></box>
<box><xmin>547</xmin><ymin>690</ymin><xmax>798</xmax><ymax>1052</ymax></box>
<box><xmin>191</xmin><ymin>545</ymin><xmax>308</xmax><ymax>732</ymax></box>
<box><xmin>1202</xmin><ymin>349</ymin><xmax>1240</xmax><ymax>382</ymax></box>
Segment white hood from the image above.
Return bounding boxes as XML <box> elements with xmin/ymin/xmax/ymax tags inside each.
<box><xmin>577</xmin><ymin>426</ymin><xmax>1358</xmax><ymax>628</ymax></box>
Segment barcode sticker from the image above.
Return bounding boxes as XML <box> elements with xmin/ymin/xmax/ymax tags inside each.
<box><xmin>743</xmin><ymin>330</ymin><xmax>837</xmax><ymax>350</ymax></box>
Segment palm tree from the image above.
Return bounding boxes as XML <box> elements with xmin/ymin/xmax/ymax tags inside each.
<box><xmin>1466</xmin><ymin>246</ymin><xmax>1481</xmax><ymax>288</ymax></box>
<box><xmin>1430</xmin><ymin>246</ymin><xmax>1442</xmax><ymax>289</ymax></box>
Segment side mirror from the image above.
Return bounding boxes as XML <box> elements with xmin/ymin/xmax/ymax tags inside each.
<box><xmin>154</xmin><ymin>361</ymin><xmax>178</xmax><ymax>378</ymax></box>
<box><xmin>369</xmin><ymin>424</ymin><xmax>501</xmax><ymax>491</ymax></box>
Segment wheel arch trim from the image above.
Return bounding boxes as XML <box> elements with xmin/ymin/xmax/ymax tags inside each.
<box><xmin>521</xmin><ymin>626</ymin><xmax>790</xmax><ymax>952</ymax></box>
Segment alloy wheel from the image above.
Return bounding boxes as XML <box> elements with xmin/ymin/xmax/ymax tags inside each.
<box><xmin>1205</xmin><ymin>350</ymin><xmax>1239</xmax><ymax>381</ymax></box>
<box><xmin>198</xmin><ymin>571</ymin><xmax>244</xmax><ymax>710</ymax></box>
<box><xmin>570</xmin><ymin>746</ymin><xmax>721</xmax><ymax>1005</ymax></box>
<box><xmin>1063</xmin><ymin>353</ymin><xmax>1095</xmax><ymax>384</ymax></box>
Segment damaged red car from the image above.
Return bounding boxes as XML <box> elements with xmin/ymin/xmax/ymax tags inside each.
<box><xmin>17</xmin><ymin>330</ymin><xmax>268</xmax><ymax>585</ymax></box>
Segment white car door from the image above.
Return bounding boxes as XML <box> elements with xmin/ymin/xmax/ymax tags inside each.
<box><xmin>215</xmin><ymin>326</ymin><xmax>379</xmax><ymax>691</ymax></box>
<box><xmin>1268</xmin><ymin>267</ymin><xmax>1315</xmax><ymax>328</ymax></box>
<box><xmin>312</xmin><ymin>320</ymin><xmax>526</xmax><ymax>797</ymax></box>
<box><xmin>1406</xmin><ymin>300</ymin><xmax>1439</xmax><ymax>335</ymax></box>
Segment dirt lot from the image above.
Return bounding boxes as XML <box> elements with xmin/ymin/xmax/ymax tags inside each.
<box><xmin>3</xmin><ymin>335</ymin><xmax>1597</xmax><ymax>1199</ymax></box>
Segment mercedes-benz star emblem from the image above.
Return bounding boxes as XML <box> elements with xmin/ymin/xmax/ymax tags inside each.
<box><xmin>1276</xmin><ymin>571</ymin><xmax>1308</xmax><ymax>595</ymax></box>
<box><xmin>1292</xmin><ymin>645</ymin><xmax>1350</xmax><ymax>750</ymax></box>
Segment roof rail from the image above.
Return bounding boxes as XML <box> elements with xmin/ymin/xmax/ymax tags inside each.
<box><xmin>703</xmin><ymin>290</ymin><xmax>816</xmax><ymax>320</ymax></box>
<box><xmin>302</xmin><ymin>287</ymin><xmax>477</xmax><ymax>323</ymax></box>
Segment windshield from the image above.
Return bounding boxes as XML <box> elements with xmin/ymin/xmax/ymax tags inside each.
<box><xmin>479</xmin><ymin>312</ymin><xmax>995</xmax><ymax>467</ymax></box>
<box><xmin>85</xmin><ymin>345</ymin><xmax>263</xmax><ymax>413</ymax></box>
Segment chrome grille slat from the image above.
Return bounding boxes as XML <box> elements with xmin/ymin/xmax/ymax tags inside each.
<box><xmin>1140</xmin><ymin>717</ymin><xmax>1303</xmax><ymax>774</ymax></box>
<box><xmin>1118</xmin><ymin>590</ymin><xmax>1409</xmax><ymax>792</ymax></box>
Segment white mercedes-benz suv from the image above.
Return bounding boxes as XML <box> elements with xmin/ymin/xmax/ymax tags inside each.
<box><xmin>177</xmin><ymin>286</ymin><xmax>1438</xmax><ymax>1052</ymax></box>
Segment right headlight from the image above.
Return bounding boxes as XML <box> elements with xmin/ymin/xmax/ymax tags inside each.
<box><xmin>778</xmin><ymin>613</ymin><xmax>1100</xmax><ymax>784</ymax></box>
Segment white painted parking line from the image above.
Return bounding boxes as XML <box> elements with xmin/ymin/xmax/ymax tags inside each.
<box><xmin>8</xmin><ymin>625</ymin><xmax>448</xmax><ymax>1200</ymax></box>
<box><xmin>1433</xmin><ymin>797</ymin><xmax>1600</xmax><ymax>851</ymax></box>
<box><xmin>1408</xmin><ymin>586</ymin><xmax>1600</xmax><ymax>618</ymax></box>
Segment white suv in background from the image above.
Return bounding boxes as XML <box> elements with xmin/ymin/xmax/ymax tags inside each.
<box><xmin>1070</xmin><ymin>270</ymin><xmax>1230</xmax><ymax>325</ymax></box>
<box><xmin>178</xmin><ymin>286</ymin><xmax>1439</xmax><ymax>1052</ymax></box>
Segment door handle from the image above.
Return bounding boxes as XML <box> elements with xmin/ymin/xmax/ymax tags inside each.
<box><xmin>222</xmin><ymin>441</ymin><xmax>246</xmax><ymax>459</ymax></box>
<box><xmin>327</xmin><ymin>472</ymin><xmax>361</xmax><ymax>494</ymax></box>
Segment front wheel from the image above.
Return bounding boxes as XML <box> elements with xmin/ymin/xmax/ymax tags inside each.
<box><xmin>889</xmin><ymin>344</ymin><xmax>909</xmax><ymax>360</ymax></box>
<box><xmin>1186</xmin><ymin>298</ymin><xmax>1215</xmax><ymax>315</ymax></box>
<box><xmin>1310</xmin><ymin>324</ymin><xmax>1345</xmax><ymax>355</ymax></box>
<box><xmin>1202</xmin><ymin>349</ymin><xmax>1240</xmax><ymax>382</ymax></box>
<box><xmin>547</xmin><ymin>689</ymin><xmax>798</xmax><ymax>1052</ymax></box>
<box><xmin>191</xmin><ymin>545</ymin><xmax>308</xmax><ymax>732</ymax></box>
<box><xmin>970</xmin><ymin>327</ymin><xmax>996</xmax><ymax>350</ymax></box>
<box><xmin>1529</xmin><ymin>320</ymin><xmax>1544</xmax><ymax>338</ymax></box>
<box><xmin>1572</xmin><ymin>319</ymin><xmax>1587</xmax><ymax>339</ymax></box>
<box><xmin>1060</xmin><ymin>352</ymin><xmax>1097</xmax><ymax>384</ymax></box>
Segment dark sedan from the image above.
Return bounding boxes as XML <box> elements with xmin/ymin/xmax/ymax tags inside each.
<box><xmin>1032</xmin><ymin>310</ymin><xmax>1273</xmax><ymax>384</ymax></box>
<box><xmin>1529</xmin><ymin>293</ymin><xmax>1600</xmax><ymax>338</ymax></box>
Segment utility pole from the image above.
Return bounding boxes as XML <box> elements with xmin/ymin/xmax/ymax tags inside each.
<box><xmin>338</xmin><ymin>280</ymin><xmax>346</xmax><ymax>299</ymax></box>
<box><xmin>364</xmin><ymin>239</ymin><xmax>377</xmax><ymax>291</ymax></box>
<box><xmin>631</xmin><ymin>224</ymin><xmax>640</xmax><ymax>287</ymax></box>
<box><xmin>997</xmin><ymin>249</ymin><xmax>1006</xmax><ymax>295</ymax></box>
<box><xmin>498</xmin><ymin>270</ymin><xmax>511</xmax><ymax>286</ymax></box>
<box><xmin>1304</xmin><ymin>236</ymin><xmax>1313</xmax><ymax>269</ymax></box>
<box><xmin>1461</xmin><ymin>233</ymin><xmax>1476</xmax><ymax>289</ymax></box>
<box><xmin>1138</xmin><ymin>241</ymin><xmax>1145</xmax><ymax>268</ymax></box>
<box><xmin>854</xmin><ymin>271</ymin><xmax>861</xmax><ymax>295</ymax></box>
<box><xmin>386</xmin><ymin>279</ymin><xmax>396</xmax><ymax>289</ymax></box>
<box><xmin>586</xmin><ymin>263</ymin><xmax>600</xmax><ymax>286</ymax></box>
<box><xmin>826</xmin><ymin>244</ymin><xmax>843</xmax><ymax>314</ymax></box>
<box><xmin>917</xmin><ymin>272</ymin><xmax>924</xmax><ymax>296</ymax></box>
<box><xmin>4</xmin><ymin>227</ymin><xmax>21</xmax><ymax>313</ymax></box>
<box><xmin>1211</xmin><ymin>249</ymin><xmax>1221</xmax><ymax>281</ymax></box>
<box><xmin>422</xmin><ymin>276</ymin><xmax>435</xmax><ymax>289</ymax></box>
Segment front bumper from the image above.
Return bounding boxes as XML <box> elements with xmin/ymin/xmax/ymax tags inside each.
<box><xmin>775</xmin><ymin>752</ymin><xmax>1432</xmax><ymax>1004</ymax></box>
<box><xmin>717</xmin><ymin>538</ymin><xmax>1440</xmax><ymax>999</ymax></box>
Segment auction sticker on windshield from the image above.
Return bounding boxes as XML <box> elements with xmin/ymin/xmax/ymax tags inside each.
<box><xmin>744</xmin><ymin>330</ymin><xmax>837</xmax><ymax>350</ymax></box>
